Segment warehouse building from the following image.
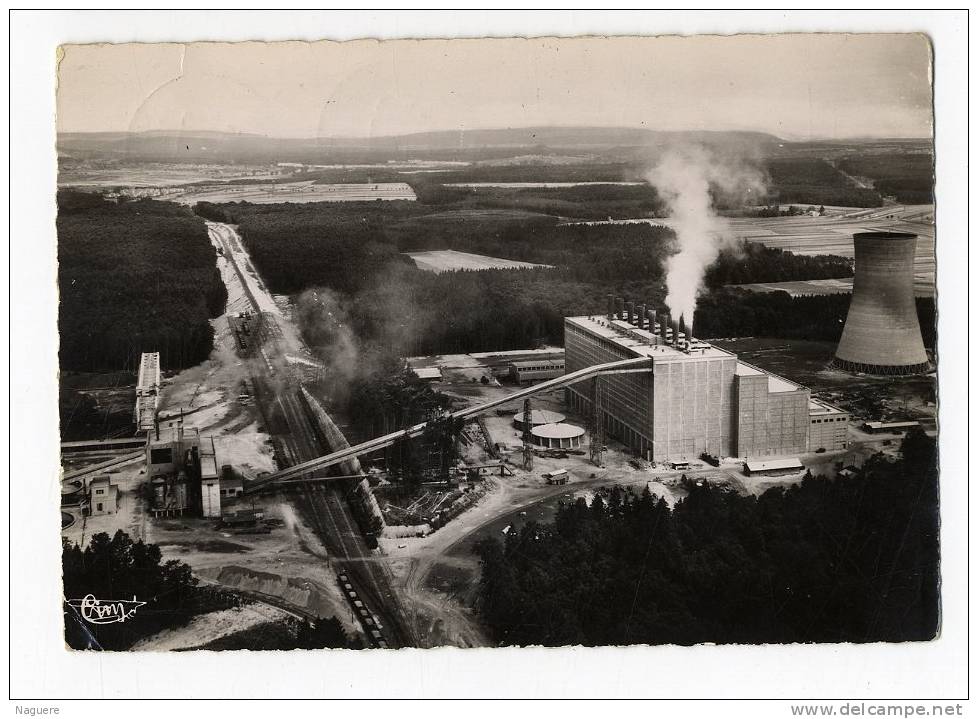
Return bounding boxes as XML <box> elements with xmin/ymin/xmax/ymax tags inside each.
<box><xmin>564</xmin><ymin>299</ymin><xmax>833</xmax><ymax>461</ymax></box>
<box><xmin>509</xmin><ymin>359</ymin><xmax>565</xmax><ymax>384</ymax></box>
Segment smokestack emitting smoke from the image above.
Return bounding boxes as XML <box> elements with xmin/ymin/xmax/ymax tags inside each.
<box><xmin>647</xmin><ymin>146</ymin><xmax>767</xmax><ymax>325</ymax></box>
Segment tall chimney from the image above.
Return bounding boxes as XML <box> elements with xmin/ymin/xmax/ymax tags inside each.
<box><xmin>606</xmin><ymin>293</ymin><xmax>615</xmax><ymax>319</ymax></box>
<box><xmin>615</xmin><ymin>297</ymin><xmax>624</xmax><ymax>320</ymax></box>
<box><xmin>626</xmin><ymin>300</ymin><xmax>635</xmax><ymax>325</ymax></box>
<box><xmin>636</xmin><ymin>304</ymin><xmax>646</xmax><ymax>330</ymax></box>
<box><xmin>648</xmin><ymin>308</ymin><xmax>657</xmax><ymax>334</ymax></box>
<box><xmin>671</xmin><ymin>318</ymin><xmax>681</xmax><ymax>346</ymax></box>
<box><xmin>660</xmin><ymin>312</ymin><xmax>670</xmax><ymax>343</ymax></box>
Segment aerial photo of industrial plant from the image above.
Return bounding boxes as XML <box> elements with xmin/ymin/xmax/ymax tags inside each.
<box><xmin>57</xmin><ymin>34</ymin><xmax>938</xmax><ymax>652</ymax></box>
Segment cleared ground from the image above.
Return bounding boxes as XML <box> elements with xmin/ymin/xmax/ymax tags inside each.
<box><xmin>406</xmin><ymin>249</ymin><xmax>553</xmax><ymax>273</ymax></box>
<box><xmin>171</xmin><ymin>181</ymin><xmax>417</xmax><ymax>205</ymax></box>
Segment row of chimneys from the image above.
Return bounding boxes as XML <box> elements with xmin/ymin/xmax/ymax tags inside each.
<box><xmin>605</xmin><ymin>294</ymin><xmax>692</xmax><ymax>347</ymax></box>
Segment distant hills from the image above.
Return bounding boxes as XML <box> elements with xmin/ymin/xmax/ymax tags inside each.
<box><xmin>57</xmin><ymin>127</ymin><xmax>931</xmax><ymax>165</ymax></box>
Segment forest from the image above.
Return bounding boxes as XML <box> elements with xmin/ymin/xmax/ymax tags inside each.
<box><xmin>766</xmin><ymin>158</ymin><xmax>884</xmax><ymax>207</ymax></box>
<box><xmin>62</xmin><ymin>530</ymin><xmax>234</xmax><ymax>650</ymax></box>
<box><xmin>694</xmin><ymin>290</ymin><xmax>936</xmax><ymax>348</ymax></box>
<box><xmin>62</xmin><ymin>530</ymin><xmax>354</xmax><ymax>650</ymax></box>
<box><xmin>58</xmin><ymin>191</ymin><xmax>227</xmax><ymax>372</ymax></box>
<box><xmin>194</xmin><ymin>200</ymin><xmax>864</xmax><ymax>360</ymax></box>
<box><xmin>474</xmin><ymin>430</ymin><xmax>939</xmax><ymax>647</ymax></box>
<box><xmin>837</xmin><ymin>153</ymin><xmax>935</xmax><ymax>204</ymax></box>
<box><xmin>705</xmin><ymin>241</ymin><xmax>852</xmax><ymax>287</ymax></box>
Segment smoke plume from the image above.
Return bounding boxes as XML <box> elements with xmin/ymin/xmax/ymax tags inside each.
<box><xmin>647</xmin><ymin>146</ymin><xmax>767</xmax><ymax>329</ymax></box>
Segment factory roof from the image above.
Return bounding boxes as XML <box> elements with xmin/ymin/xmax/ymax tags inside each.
<box><xmin>744</xmin><ymin>458</ymin><xmax>804</xmax><ymax>473</ymax></box>
<box><xmin>863</xmin><ymin>420</ymin><xmax>920</xmax><ymax>430</ymax></box>
<box><xmin>412</xmin><ymin>367</ymin><xmax>443</xmax><ymax>380</ymax></box>
<box><xmin>514</xmin><ymin>409</ymin><xmax>566</xmax><ymax>426</ymax></box>
<box><xmin>532</xmin><ymin>422</ymin><xmax>586</xmax><ymax>440</ymax></box>
<box><xmin>736</xmin><ymin>361</ymin><xmax>803</xmax><ymax>393</ymax></box>
<box><xmin>565</xmin><ymin>316</ymin><xmax>734</xmax><ymax>361</ymax></box>
<box><xmin>809</xmin><ymin>398</ymin><xmax>848</xmax><ymax>415</ymax></box>
<box><xmin>510</xmin><ymin>359</ymin><xmax>565</xmax><ymax>369</ymax></box>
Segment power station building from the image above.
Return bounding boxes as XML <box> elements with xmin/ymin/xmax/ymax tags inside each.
<box><xmin>834</xmin><ymin>231</ymin><xmax>931</xmax><ymax>375</ymax></box>
<box><xmin>564</xmin><ymin>299</ymin><xmax>844</xmax><ymax>461</ymax></box>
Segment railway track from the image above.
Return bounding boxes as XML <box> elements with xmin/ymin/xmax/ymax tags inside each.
<box><xmin>208</xmin><ymin>221</ymin><xmax>414</xmax><ymax>648</ymax></box>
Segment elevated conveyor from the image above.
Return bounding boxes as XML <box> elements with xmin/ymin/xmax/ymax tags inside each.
<box><xmin>245</xmin><ymin>356</ymin><xmax>652</xmax><ymax>493</ymax></box>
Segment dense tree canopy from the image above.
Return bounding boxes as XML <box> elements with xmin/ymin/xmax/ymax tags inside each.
<box><xmin>475</xmin><ymin>431</ymin><xmax>939</xmax><ymax>647</ymax></box>
<box><xmin>195</xmin><ymin>200</ymin><xmax>878</xmax><ymax>359</ymax></box>
<box><xmin>694</xmin><ymin>289</ymin><xmax>935</xmax><ymax>348</ymax></box>
<box><xmin>58</xmin><ymin>191</ymin><xmax>226</xmax><ymax>372</ymax></box>
<box><xmin>837</xmin><ymin>153</ymin><xmax>934</xmax><ymax>204</ymax></box>
<box><xmin>765</xmin><ymin>158</ymin><xmax>884</xmax><ymax>207</ymax></box>
<box><xmin>62</xmin><ymin>530</ymin><xmax>234</xmax><ymax>650</ymax></box>
<box><xmin>705</xmin><ymin>241</ymin><xmax>852</xmax><ymax>288</ymax></box>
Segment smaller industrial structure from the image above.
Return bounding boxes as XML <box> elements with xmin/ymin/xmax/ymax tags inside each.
<box><xmin>146</xmin><ymin>421</ymin><xmax>196</xmax><ymax>517</ymax></box>
<box><xmin>861</xmin><ymin>420</ymin><xmax>921</xmax><ymax>434</ymax></box>
<box><xmin>742</xmin><ymin>458</ymin><xmax>805</xmax><ymax>477</ymax></box>
<box><xmin>134</xmin><ymin>352</ymin><xmax>161</xmax><ymax>432</ymax></box>
<box><xmin>808</xmin><ymin>398</ymin><xmax>850</xmax><ymax>452</ymax></box>
<box><xmin>531</xmin><ymin>422</ymin><xmax>586</xmax><ymax>449</ymax></box>
<box><xmin>412</xmin><ymin>366</ymin><xmax>444</xmax><ymax>382</ymax></box>
<box><xmin>509</xmin><ymin>359</ymin><xmax>565</xmax><ymax>384</ymax></box>
<box><xmin>512</xmin><ymin>409</ymin><xmax>566</xmax><ymax>430</ymax></box>
<box><xmin>199</xmin><ymin>437</ymin><xmax>221</xmax><ymax>518</ymax></box>
<box><xmin>88</xmin><ymin>476</ymin><xmax>119</xmax><ymax>515</ymax></box>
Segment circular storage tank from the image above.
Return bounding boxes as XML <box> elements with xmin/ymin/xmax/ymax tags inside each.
<box><xmin>61</xmin><ymin>480</ymin><xmax>84</xmax><ymax>506</ymax></box>
<box><xmin>513</xmin><ymin>409</ymin><xmax>566</xmax><ymax>431</ymax></box>
<box><xmin>531</xmin><ymin>422</ymin><xmax>585</xmax><ymax>449</ymax></box>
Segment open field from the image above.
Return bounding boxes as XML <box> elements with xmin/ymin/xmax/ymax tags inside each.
<box><xmin>171</xmin><ymin>181</ymin><xmax>417</xmax><ymax>205</ymax></box>
<box><xmin>444</xmin><ymin>181</ymin><xmax>645</xmax><ymax>188</ymax></box>
<box><xmin>407</xmin><ymin>249</ymin><xmax>554</xmax><ymax>273</ymax></box>
<box><xmin>565</xmin><ymin>203</ymin><xmax>936</xmax><ymax>290</ymax></box>
<box><xmin>57</xmin><ymin>163</ymin><xmax>284</xmax><ymax>188</ymax></box>
<box><xmin>728</xmin><ymin>277</ymin><xmax>934</xmax><ymax>298</ymax></box>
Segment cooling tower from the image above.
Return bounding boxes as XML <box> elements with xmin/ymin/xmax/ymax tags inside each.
<box><xmin>833</xmin><ymin>231</ymin><xmax>930</xmax><ymax>376</ymax></box>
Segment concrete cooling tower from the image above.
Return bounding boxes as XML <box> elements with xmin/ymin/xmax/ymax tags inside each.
<box><xmin>833</xmin><ymin>231</ymin><xmax>931</xmax><ymax>376</ymax></box>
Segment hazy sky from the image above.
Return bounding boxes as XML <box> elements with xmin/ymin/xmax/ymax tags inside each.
<box><xmin>57</xmin><ymin>34</ymin><xmax>932</xmax><ymax>140</ymax></box>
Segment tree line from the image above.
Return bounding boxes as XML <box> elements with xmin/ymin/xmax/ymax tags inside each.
<box><xmin>765</xmin><ymin>158</ymin><xmax>884</xmax><ymax>207</ymax></box>
<box><xmin>694</xmin><ymin>289</ymin><xmax>936</xmax><ymax>348</ymax></box>
<box><xmin>475</xmin><ymin>430</ymin><xmax>939</xmax><ymax>647</ymax></box>
<box><xmin>63</xmin><ymin>529</ymin><xmax>355</xmax><ymax>651</ymax></box>
<box><xmin>62</xmin><ymin>530</ymin><xmax>234</xmax><ymax>650</ymax></box>
<box><xmin>58</xmin><ymin>191</ymin><xmax>227</xmax><ymax>372</ymax></box>
<box><xmin>194</xmin><ymin>200</ymin><xmax>875</xmax><ymax>360</ymax></box>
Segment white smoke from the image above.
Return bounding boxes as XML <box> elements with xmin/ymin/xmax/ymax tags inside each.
<box><xmin>647</xmin><ymin>146</ymin><xmax>767</xmax><ymax>328</ymax></box>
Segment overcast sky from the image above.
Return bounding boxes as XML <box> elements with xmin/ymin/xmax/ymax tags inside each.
<box><xmin>57</xmin><ymin>34</ymin><xmax>932</xmax><ymax>140</ymax></box>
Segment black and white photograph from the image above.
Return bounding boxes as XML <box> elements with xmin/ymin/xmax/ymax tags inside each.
<box><xmin>7</xmin><ymin>9</ymin><xmax>970</xmax><ymax>707</ymax></box>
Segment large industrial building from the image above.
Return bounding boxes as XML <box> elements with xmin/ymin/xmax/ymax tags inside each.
<box><xmin>564</xmin><ymin>297</ymin><xmax>846</xmax><ymax>462</ymax></box>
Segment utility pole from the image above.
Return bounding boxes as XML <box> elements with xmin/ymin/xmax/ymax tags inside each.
<box><xmin>522</xmin><ymin>397</ymin><xmax>534</xmax><ymax>471</ymax></box>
